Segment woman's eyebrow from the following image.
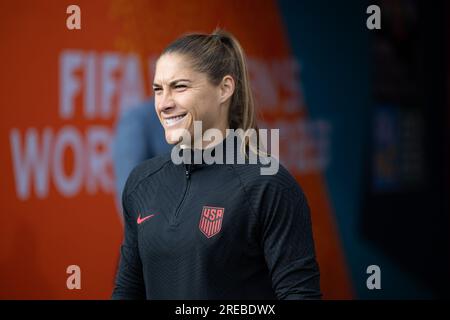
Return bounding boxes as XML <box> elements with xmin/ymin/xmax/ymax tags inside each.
<box><xmin>153</xmin><ymin>79</ymin><xmax>191</xmax><ymax>87</ymax></box>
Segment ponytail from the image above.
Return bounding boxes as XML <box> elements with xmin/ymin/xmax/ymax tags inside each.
<box><xmin>161</xmin><ymin>28</ymin><xmax>258</xmax><ymax>132</ymax></box>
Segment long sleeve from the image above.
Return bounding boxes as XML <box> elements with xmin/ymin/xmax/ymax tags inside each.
<box><xmin>111</xmin><ymin>189</ymin><xmax>146</xmax><ymax>299</ymax></box>
<box><xmin>260</xmin><ymin>186</ymin><xmax>322</xmax><ymax>300</ymax></box>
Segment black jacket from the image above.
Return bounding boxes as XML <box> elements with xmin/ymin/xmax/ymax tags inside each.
<box><xmin>112</xmin><ymin>134</ymin><xmax>321</xmax><ymax>299</ymax></box>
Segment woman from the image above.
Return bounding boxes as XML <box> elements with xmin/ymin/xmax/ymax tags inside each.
<box><xmin>112</xmin><ymin>29</ymin><xmax>321</xmax><ymax>299</ymax></box>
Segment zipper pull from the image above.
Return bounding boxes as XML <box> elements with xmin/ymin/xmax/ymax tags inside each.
<box><xmin>185</xmin><ymin>165</ymin><xmax>191</xmax><ymax>180</ymax></box>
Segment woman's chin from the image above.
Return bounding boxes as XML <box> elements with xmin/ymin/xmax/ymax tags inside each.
<box><xmin>165</xmin><ymin>128</ymin><xmax>189</xmax><ymax>145</ymax></box>
<box><xmin>165</xmin><ymin>131</ymin><xmax>178</xmax><ymax>144</ymax></box>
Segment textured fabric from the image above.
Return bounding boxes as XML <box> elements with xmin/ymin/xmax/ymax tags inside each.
<box><xmin>112</xmin><ymin>135</ymin><xmax>321</xmax><ymax>300</ymax></box>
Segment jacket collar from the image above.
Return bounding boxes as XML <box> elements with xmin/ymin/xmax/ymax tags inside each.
<box><xmin>172</xmin><ymin>132</ymin><xmax>243</xmax><ymax>170</ymax></box>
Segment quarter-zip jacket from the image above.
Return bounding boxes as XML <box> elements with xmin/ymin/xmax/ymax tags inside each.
<box><xmin>112</xmin><ymin>135</ymin><xmax>321</xmax><ymax>299</ymax></box>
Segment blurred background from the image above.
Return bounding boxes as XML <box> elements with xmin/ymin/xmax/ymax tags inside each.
<box><xmin>0</xmin><ymin>0</ymin><xmax>448</xmax><ymax>299</ymax></box>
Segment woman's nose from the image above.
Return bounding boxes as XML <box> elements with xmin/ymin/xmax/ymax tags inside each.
<box><xmin>156</xmin><ymin>92</ymin><xmax>176</xmax><ymax>113</ymax></box>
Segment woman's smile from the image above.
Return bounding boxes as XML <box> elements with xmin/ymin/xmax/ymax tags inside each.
<box><xmin>162</xmin><ymin>113</ymin><xmax>188</xmax><ymax>127</ymax></box>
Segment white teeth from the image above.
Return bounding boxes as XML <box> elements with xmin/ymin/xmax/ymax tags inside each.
<box><xmin>164</xmin><ymin>114</ymin><xmax>187</xmax><ymax>126</ymax></box>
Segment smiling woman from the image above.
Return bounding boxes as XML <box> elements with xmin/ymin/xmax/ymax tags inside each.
<box><xmin>152</xmin><ymin>50</ymin><xmax>235</xmax><ymax>147</ymax></box>
<box><xmin>111</xmin><ymin>29</ymin><xmax>321</xmax><ymax>300</ymax></box>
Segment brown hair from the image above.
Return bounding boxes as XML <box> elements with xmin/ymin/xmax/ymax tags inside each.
<box><xmin>160</xmin><ymin>29</ymin><xmax>258</xmax><ymax>132</ymax></box>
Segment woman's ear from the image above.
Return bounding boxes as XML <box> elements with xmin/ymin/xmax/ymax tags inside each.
<box><xmin>219</xmin><ymin>75</ymin><xmax>235</xmax><ymax>105</ymax></box>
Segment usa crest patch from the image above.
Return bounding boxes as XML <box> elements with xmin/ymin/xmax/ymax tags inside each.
<box><xmin>199</xmin><ymin>206</ymin><xmax>224</xmax><ymax>238</ymax></box>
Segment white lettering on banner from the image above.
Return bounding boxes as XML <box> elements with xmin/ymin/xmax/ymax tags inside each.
<box><xmin>9</xmin><ymin>49</ymin><xmax>330</xmax><ymax>200</ymax></box>
<box><xmin>59</xmin><ymin>50</ymin><xmax>144</xmax><ymax>120</ymax></box>
<box><xmin>120</xmin><ymin>55</ymin><xmax>145</xmax><ymax>114</ymax></box>
<box><xmin>262</xmin><ymin>119</ymin><xmax>331</xmax><ymax>174</ymax></box>
<box><xmin>53</xmin><ymin>126</ymin><xmax>84</xmax><ymax>197</ymax></box>
<box><xmin>247</xmin><ymin>58</ymin><xmax>305</xmax><ymax>113</ymax></box>
<box><xmin>9</xmin><ymin>126</ymin><xmax>114</xmax><ymax>200</ymax></box>
<box><xmin>84</xmin><ymin>52</ymin><xmax>96</xmax><ymax>119</ymax></box>
<box><xmin>101</xmin><ymin>53</ymin><xmax>120</xmax><ymax>118</ymax></box>
<box><xmin>247</xmin><ymin>59</ymin><xmax>278</xmax><ymax>110</ymax></box>
<box><xmin>85</xmin><ymin>126</ymin><xmax>114</xmax><ymax>194</ymax></box>
<box><xmin>11</xmin><ymin>50</ymin><xmax>145</xmax><ymax>201</ymax></box>
<box><xmin>60</xmin><ymin>51</ymin><xmax>82</xmax><ymax>119</ymax></box>
<box><xmin>10</xmin><ymin>128</ymin><xmax>52</xmax><ymax>200</ymax></box>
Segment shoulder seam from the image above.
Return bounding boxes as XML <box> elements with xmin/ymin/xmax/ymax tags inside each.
<box><xmin>228</xmin><ymin>164</ymin><xmax>260</xmax><ymax>222</ymax></box>
<box><xmin>229</xmin><ymin>164</ymin><xmax>303</xmax><ymax>215</ymax></box>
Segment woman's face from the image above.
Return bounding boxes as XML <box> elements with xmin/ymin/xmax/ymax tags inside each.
<box><xmin>153</xmin><ymin>53</ymin><xmax>230</xmax><ymax>146</ymax></box>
